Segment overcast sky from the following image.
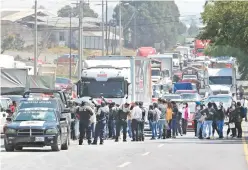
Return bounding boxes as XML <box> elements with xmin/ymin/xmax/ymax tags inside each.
<box><xmin>1</xmin><ymin>0</ymin><xmax>206</xmax><ymax>17</ymax></box>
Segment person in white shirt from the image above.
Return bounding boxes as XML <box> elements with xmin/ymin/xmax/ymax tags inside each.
<box><xmin>131</xmin><ymin>101</ymin><xmax>142</xmax><ymax>141</ymax></box>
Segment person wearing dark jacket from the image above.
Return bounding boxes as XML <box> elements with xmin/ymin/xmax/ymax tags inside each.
<box><xmin>92</xmin><ymin>102</ymin><xmax>109</xmax><ymax>145</ymax></box>
<box><xmin>234</xmin><ymin>102</ymin><xmax>243</xmax><ymax>138</ymax></box>
<box><xmin>171</xmin><ymin>101</ymin><xmax>178</xmax><ymax>138</ymax></box>
<box><xmin>176</xmin><ymin>105</ymin><xmax>182</xmax><ymax>136</ymax></box>
<box><xmin>139</xmin><ymin>102</ymin><xmax>146</xmax><ymax>141</ymax></box>
<box><xmin>115</xmin><ymin>103</ymin><xmax>130</xmax><ymax>142</ymax></box>
<box><xmin>212</xmin><ymin>103</ymin><xmax>219</xmax><ymax>138</ymax></box>
<box><xmin>227</xmin><ymin>101</ymin><xmax>236</xmax><ymax>138</ymax></box>
<box><xmin>108</xmin><ymin>102</ymin><xmax>117</xmax><ymax>139</ymax></box>
<box><xmin>201</xmin><ymin>102</ymin><xmax>215</xmax><ymax>139</ymax></box>
<box><xmin>148</xmin><ymin>105</ymin><xmax>159</xmax><ymax>140</ymax></box>
<box><xmin>76</xmin><ymin>101</ymin><xmax>94</xmax><ymax>145</ymax></box>
<box><xmin>216</xmin><ymin>102</ymin><xmax>225</xmax><ymax>138</ymax></box>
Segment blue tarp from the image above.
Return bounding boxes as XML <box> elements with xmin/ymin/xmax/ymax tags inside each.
<box><xmin>173</xmin><ymin>82</ymin><xmax>193</xmax><ymax>93</ymax></box>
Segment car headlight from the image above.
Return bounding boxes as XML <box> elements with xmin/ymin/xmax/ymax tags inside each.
<box><xmin>5</xmin><ymin>128</ymin><xmax>16</xmax><ymax>134</ymax></box>
<box><xmin>46</xmin><ymin>128</ymin><xmax>58</xmax><ymax>134</ymax></box>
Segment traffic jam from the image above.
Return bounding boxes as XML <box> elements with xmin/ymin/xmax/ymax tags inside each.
<box><xmin>0</xmin><ymin>39</ymin><xmax>243</xmax><ymax>152</ymax></box>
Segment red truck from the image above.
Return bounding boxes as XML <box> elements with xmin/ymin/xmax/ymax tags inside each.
<box><xmin>194</xmin><ymin>39</ymin><xmax>210</xmax><ymax>57</ymax></box>
<box><xmin>137</xmin><ymin>47</ymin><xmax>156</xmax><ymax>57</ymax></box>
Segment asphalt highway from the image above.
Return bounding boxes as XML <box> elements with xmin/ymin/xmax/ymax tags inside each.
<box><xmin>1</xmin><ymin>123</ymin><xmax>248</xmax><ymax>170</ymax></box>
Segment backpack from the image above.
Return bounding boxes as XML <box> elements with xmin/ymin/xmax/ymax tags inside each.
<box><xmin>240</xmin><ymin>106</ymin><xmax>246</xmax><ymax>118</ymax></box>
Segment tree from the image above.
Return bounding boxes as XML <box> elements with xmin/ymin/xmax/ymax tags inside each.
<box><xmin>57</xmin><ymin>4</ymin><xmax>98</xmax><ymax>18</ymax></box>
<box><xmin>112</xmin><ymin>1</ymin><xmax>185</xmax><ymax>49</ymax></box>
<box><xmin>199</xmin><ymin>1</ymin><xmax>248</xmax><ymax>79</ymax></box>
<box><xmin>188</xmin><ymin>20</ymin><xmax>199</xmax><ymax>36</ymax></box>
<box><xmin>1</xmin><ymin>34</ymin><xmax>25</xmax><ymax>54</ymax></box>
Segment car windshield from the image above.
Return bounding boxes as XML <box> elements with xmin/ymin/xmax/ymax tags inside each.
<box><xmin>56</xmin><ymin>78</ymin><xmax>70</xmax><ymax>84</ymax></box>
<box><xmin>19</xmin><ymin>100</ymin><xmax>57</xmax><ymax>110</ymax></box>
<box><xmin>205</xmin><ymin>97</ymin><xmax>232</xmax><ymax>103</ymax></box>
<box><xmin>209</xmin><ymin>76</ymin><xmax>232</xmax><ymax>85</ymax></box>
<box><xmin>80</xmin><ymin>80</ymin><xmax>124</xmax><ymax>98</ymax></box>
<box><xmin>152</xmin><ymin>70</ymin><xmax>160</xmax><ymax>76</ymax></box>
<box><xmin>14</xmin><ymin>110</ymin><xmax>56</xmax><ymax>122</ymax></box>
<box><xmin>181</xmin><ymin>93</ymin><xmax>199</xmax><ymax>100</ymax></box>
<box><xmin>183</xmin><ymin>75</ymin><xmax>197</xmax><ymax>79</ymax></box>
<box><xmin>163</xmin><ymin>95</ymin><xmax>181</xmax><ymax>100</ymax></box>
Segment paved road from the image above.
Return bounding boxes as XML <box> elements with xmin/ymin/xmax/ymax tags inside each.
<box><xmin>1</xmin><ymin>123</ymin><xmax>248</xmax><ymax>170</ymax></box>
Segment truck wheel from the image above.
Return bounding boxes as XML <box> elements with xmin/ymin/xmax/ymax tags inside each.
<box><xmin>61</xmin><ymin>133</ymin><xmax>69</xmax><ymax>150</ymax></box>
<box><xmin>15</xmin><ymin>146</ymin><xmax>23</xmax><ymax>151</ymax></box>
<box><xmin>4</xmin><ymin>140</ymin><xmax>14</xmax><ymax>152</ymax></box>
<box><xmin>51</xmin><ymin>135</ymin><xmax>61</xmax><ymax>151</ymax></box>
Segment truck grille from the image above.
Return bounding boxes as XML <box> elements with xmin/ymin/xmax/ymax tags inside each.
<box><xmin>17</xmin><ymin>129</ymin><xmax>44</xmax><ymax>136</ymax></box>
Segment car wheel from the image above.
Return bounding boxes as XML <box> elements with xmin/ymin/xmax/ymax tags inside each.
<box><xmin>61</xmin><ymin>133</ymin><xmax>69</xmax><ymax>150</ymax></box>
<box><xmin>4</xmin><ymin>140</ymin><xmax>14</xmax><ymax>152</ymax></box>
<box><xmin>51</xmin><ymin>135</ymin><xmax>61</xmax><ymax>151</ymax></box>
<box><xmin>15</xmin><ymin>146</ymin><xmax>23</xmax><ymax>151</ymax></box>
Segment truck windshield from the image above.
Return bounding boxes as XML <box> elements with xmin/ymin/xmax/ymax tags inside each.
<box><xmin>209</xmin><ymin>76</ymin><xmax>232</xmax><ymax>85</ymax></box>
<box><xmin>152</xmin><ymin>70</ymin><xmax>160</xmax><ymax>76</ymax></box>
<box><xmin>80</xmin><ymin>80</ymin><xmax>125</xmax><ymax>98</ymax></box>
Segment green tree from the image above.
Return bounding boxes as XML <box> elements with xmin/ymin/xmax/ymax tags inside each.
<box><xmin>1</xmin><ymin>34</ymin><xmax>25</xmax><ymax>54</ymax></box>
<box><xmin>199</xmin><ymin>1</ymin><xmax>248</xmax><ymax>79</ymax></box>
<box><xmin>57</xmin><ymin>4</ymin><xmax>98</xmax><ymax>18</ymax></box>
<box><xmin>113</xmin><ymin>1</ymin><xmax>185</xmax><ymax>49</ymax></box>
<box><xmin>188</xmin><ymin>20</ymin><xmax>199</xmax><ymax>36</ymax></box>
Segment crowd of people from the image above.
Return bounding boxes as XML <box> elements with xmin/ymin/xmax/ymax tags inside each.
<box><xmin>69</xmin><ymin>97</ymin><xmax>247</xmax><ymax>145</ymax></box>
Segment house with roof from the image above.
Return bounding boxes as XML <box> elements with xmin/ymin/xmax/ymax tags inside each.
<box><xmin>1</xmin><ymin>9</ymin><xmax>123</xmax><ymax>50</ymax></box>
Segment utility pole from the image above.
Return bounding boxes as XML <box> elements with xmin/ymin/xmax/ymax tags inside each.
<box><xmin>34</xmin><ymin>0</ymin><xmax>38</xmax><ymax>76</ymax></box>
<box><xmin>119</xmin><ymin>1</ymin><xmax>122</xmax><ymax>55</ymax></box>
<box><xmin>78</xmin><ymin>0</ymin><xmax>83</xmax><ymax>79</ymax></box>
<box><xmin>101</xmin><ymin>0</ymin><xmax>105</xmax><ymax>56</ymax></box>
<box><xmin>105</xmin><ymin>0</ymin><xmax>108</xmax><ymax>55</ymax></box>
<box><xmin>69</xmin><ymin>11</ymin><xmax>72</xmax><ymax>79</ymax></box>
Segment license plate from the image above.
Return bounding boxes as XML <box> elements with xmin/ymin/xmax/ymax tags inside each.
<box><xmin>188</xmin><ymin>122</ymin><xmax>192</xmax><ymax>126</ymax></box>
<box><xmin>35</xmin><ymin>137</ymin><xmax>45</xmax><ymax>142</ymax></box>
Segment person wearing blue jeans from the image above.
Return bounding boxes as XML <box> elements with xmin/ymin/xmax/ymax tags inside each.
<box><xmin>201</xmin><ymin>102</ymin><xmax>215</xmax><ymax>139</ymax></box>
<box><xmin>127</xmin><ymin>119</ymin><xmax>132</xmax><ymax>138</ymax></box>
<box><xmin>216</xmin><ymin>102</ymin><xmax>225</xmax><ymax>138</ymax></box>
<box><xmin>151</xmin><ymin>121</ymin><xmax>157</xmax><ymax>139</ymax></box>
<box><xmin>156</xmin><ymin>99</ymin><xmax>166</xmax><ymax>139</ymax></box>
<box><xmin>148</xmin><ymin>104</ymin><xmax>159</xmax><ymax>140</ymax></box>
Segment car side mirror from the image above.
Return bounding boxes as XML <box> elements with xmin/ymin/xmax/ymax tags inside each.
<box><xmin>60</xmin><ymin>117</ymin><xmax>66</xmax><ymax>121</ymax></box>
<box><xmin>62</xmin><ymin>108</ymin><xmax>70</xmax><ymax>113</ymax></box>
<box><xmin>6</xmin><ymin>117</ymin><xmax>12</xmax><ymax>121</ymax></box>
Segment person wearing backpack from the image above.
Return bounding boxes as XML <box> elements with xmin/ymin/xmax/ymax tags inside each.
<box><xmin>234</xmin><ymin>102</ymin><xmax>243</xmax><ymax>138</ymax></box>
<box><xmin>148</xmin><ymin>105</ymin><xmax>159</xmax><ymax>140</ymax></box>
<box><xmin>92</xmin><ymin>102</ymin><xmax>109</xmax><ymax>145</ymax></box>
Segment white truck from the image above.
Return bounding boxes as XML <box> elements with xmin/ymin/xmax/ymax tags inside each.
<box><xmin>205</xmin><ymin>68</ymin><xmax>237</xmax><ymax>96</ymax></box>
<box><xmin>77</xmin><ymin>56</ymin><xmax>152</xmax><ymax>105</ymax></box>
<box><xmin>148</xmin><ymin>54</ymin><xmax>173</xmax><ymax>86</ymax></box>
<box><xmin>151</xmin><ymin>60</ymin><xmax>162</xmax><ymax>83</ymax></box>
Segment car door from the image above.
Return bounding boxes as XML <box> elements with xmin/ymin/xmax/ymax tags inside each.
<box><xmin>0</xmin><ymin>99</ymin><xmax>8</xmax><ymax>133</ymax></box>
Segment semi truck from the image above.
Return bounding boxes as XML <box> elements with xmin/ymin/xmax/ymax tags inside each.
<box><xmin>148</xmin><ymin>54</ymin><xmax>173</xmax><ymax>86</ymax></box>
<box><xmin>151</xmin><ymin>59</ymin><xmax>162</xmax><ymax>83</ymax></box>
<box><xmin>205</xmin><ymin>67</ymin><xmax>237</xmax><ymax>96</ymax></box>
<box><xmin>194</xmin><ymin>39</ymin><xmax>210</xmax><ymax>57</ymax></box>
<box><xmin>76</xmin><ymin>56</ymin><xmax>152</xmax><ymax>105</ymax></box>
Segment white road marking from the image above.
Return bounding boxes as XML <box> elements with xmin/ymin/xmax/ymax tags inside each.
<box><xmin>118</xmin><ymin>162</ymin><xmax>131</xmax><ymax>168</ymax></box>
<box><xmin>141</xmin><ymin>152</ymin><xmax>150</xmax><ymax>156</ymax></box>
<box><xmin>158</xmin><ymin>144</ymin><xmax>164</xmax><ymax>148</ymax></box>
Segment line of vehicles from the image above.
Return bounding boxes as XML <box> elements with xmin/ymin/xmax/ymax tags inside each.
<box><xmin>1</xmin><ymin>38</ymin><xmax>239</xmax><ymax>151</ymax></box>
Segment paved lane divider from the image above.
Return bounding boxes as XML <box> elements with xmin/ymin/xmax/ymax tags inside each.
<box><xmin>118</xmin><ymin>162</ymin><xmax>131</xmax><ymax>168</ymax></box>
<box><xmin>141</xmin><ymin>152</ymin><xmax>150</xmax><ymax>156</ymax></box>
